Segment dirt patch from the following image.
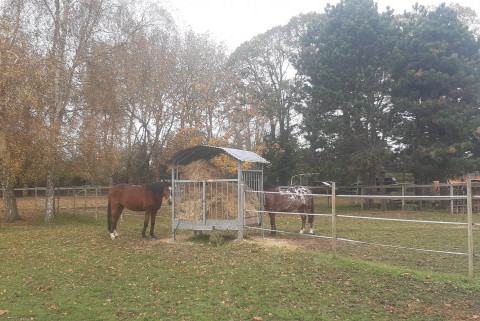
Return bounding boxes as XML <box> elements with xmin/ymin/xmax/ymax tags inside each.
<box><xmin>246</xmin><ymin>234</ymin><xmax>334</xmax><ymax>253</ymax></box>
<box><xmin>245</xmin><ymin>237</ymin><xmax>299</xmax><ymax>250</ymax></box>
<box><xmin>153</xmin><ymin>231</ymin><xmax>334</xmax><ymax>253</ymax></box>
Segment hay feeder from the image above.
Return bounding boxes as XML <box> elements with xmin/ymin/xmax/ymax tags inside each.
<box><xmin>169</xmin><ymin>145</ymin><xmax>268</xmax><ymax>241</ymax></box>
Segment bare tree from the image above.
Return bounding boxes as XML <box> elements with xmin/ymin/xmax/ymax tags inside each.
<box><xmin>16</xmin><ymin>0</ymin><xmax>107</xmax><ymax>221</ymax></box>
<box><xmin>227</xmin><ymin>14</ymin><xmax>318</xmax><ymax>145</ymax></box>
<box><xmin>106</xmin><ymin>3</ymin><xmax>179</xmax><ymax>182</ymax></box>
<box><xmin>175</xmin><ymin>31</ymin><xmax>229</xmax><ymax>140</ymax></box>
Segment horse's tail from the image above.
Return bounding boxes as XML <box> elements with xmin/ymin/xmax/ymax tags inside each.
<box><xmin>107</xmin><ymin>198</ymin><xmax>112</xmax><ymax>232</ymax></box>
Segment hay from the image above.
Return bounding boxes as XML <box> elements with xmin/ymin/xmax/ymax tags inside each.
<box><xmin>179</xmin><ymin>160</ymin><xmax>223</xmax><ymax>180</ymax></box>
<box><xmin>178</xmin><ymin>198</ymin><xmax>203</xmax><ymax>221</ymax></box>
<box><xmin>175</xmin><ymin>159</ymin><xmax>261</xmax><ymax>223</ymax></box>
<box><xmin>175</xmin><ymin>180</ymin><xmax>260</xmax><ymax>222</ymax></box>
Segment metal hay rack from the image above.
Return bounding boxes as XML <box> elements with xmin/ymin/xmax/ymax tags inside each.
<box><xmin>169</xmin><ymin>145</ymin><xmax>268</xmax><ymax>241</ymax></box>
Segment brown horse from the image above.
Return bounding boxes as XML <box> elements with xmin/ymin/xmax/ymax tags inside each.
<box><xmin>263</xmin><ymin>185</ymin><xmax>314</xmax><ymax>235</ymax></box>
<box><xmin>107</xmin><ymin>181</ymin><xmax>171</xmax><ymax>239</ymax></box>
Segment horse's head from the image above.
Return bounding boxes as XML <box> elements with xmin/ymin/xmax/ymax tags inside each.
<box><xmin>164</xmin><ymin>183</ymin><xmax>172</xmax><ymax>206</ymax></box>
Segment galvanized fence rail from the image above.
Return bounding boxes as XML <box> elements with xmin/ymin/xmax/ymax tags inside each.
<box><xmin>245</xmin><ymin>181</ymin><xmax>479</xmax><ymax>279</ymax></box>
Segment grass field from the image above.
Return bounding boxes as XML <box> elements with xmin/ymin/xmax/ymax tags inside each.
<box><xmin>1</xmin><ymin>201</ymin><xmax>480</xmax><ymax>320</ymax></box>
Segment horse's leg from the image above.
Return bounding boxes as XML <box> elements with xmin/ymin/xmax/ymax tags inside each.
<box><xmin>110</xmin><ymin>205</ymin><xmax>123</xmax><ymax>239</ymax></box>
<box><xmin>268</xmin><ymin>213</ymin><xmax>276</xmax><ymax>236</ymax></box>
<box><xmin>308</xmin><ymin>214</ymin><xmax>314</xmax><ymax>234</ymax></box>
<box><xmin>142</xmin><ymin>211</ymin><xmax>149</xmax><ymax>239</ymax></box>
<box><xmin>149</xmin><ymin>210</ymin><xmax>157</xmax><ymax>239</ymax></box>
<box><xmin>300</xmin><ymin>214</ymin><xmax>306</xmax><ymax>234</ymax></box>
<box><xmin>113</xmin><ymin>206</ymin><xmax>121</xmax><ymax>237</ymax></box>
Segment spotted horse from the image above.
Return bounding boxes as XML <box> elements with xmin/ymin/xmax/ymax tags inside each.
<box><xmin>263</xmin><ymin>185</ymin><xmax>314</xmax><ymax>235</ymax></box>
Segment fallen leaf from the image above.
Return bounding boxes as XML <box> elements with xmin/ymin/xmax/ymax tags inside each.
<box><xmin>0</xmin><ymin>310</ymin><xmax>8</xmax><ymax>316</ymax></box>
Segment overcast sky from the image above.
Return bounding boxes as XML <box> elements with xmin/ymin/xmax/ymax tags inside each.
<box><xmin>164</xmin><ymin>0</ymin><xmax>480</xmax><ymax>51</ymax></box>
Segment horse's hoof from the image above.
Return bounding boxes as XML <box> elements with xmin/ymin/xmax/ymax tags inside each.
<box><xmin>299</xmin><ymin>230</ymin><xmax>304</xmax><ymax>234</ymax></box>
<box><xmin>114</xmin><ymin>230</ymin><xmax>120</xmax><ymax>237</ymax></box>
<box><xmin>309</xmin><ymin>229</ymin><xmax>314</xmax><ymax>234</ymax></box>
<box><xmin>110</xmin><ymin>233</ymin><xmax>116</xmax><ymax>240</ymax></box>
<box><xmin>150</xmin><ymin>235</ymin><xmax>156</xmax><ymax>239</ymax></box>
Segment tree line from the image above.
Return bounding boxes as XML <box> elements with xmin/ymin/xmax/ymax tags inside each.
<box><xmin>1</xmin><ymin>0</ymin><xmax>480</xmax><ymax>222</ymax></box>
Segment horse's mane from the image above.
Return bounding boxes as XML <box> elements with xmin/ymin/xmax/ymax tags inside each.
<box><xmin>145</xmin><ymin>181</ymin><xmax>170</xmax><ymax>194</ymax></box>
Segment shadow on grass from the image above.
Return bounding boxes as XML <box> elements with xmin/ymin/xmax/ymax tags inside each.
<box><xmin>187</xmin><ymin>231</ymin><xmax>238</xmax><ymax>247</ymax></box>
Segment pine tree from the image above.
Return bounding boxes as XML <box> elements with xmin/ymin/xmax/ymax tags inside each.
<box><xmin>391</xmin><ymin>4</ymin><xmax>480</xmax><ymax>183</ymax></box>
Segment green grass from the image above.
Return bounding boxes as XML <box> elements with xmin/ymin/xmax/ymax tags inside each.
<box><xmin>1</xmin><ymin>207</ymin><xmax>480</xmax><ymax>320</ymax></box>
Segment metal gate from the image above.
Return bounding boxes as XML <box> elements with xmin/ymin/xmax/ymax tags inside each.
<box><xmin>242</xmin><ymin>169</ymin><xmax>263</xmax><ymax>227</ymax></box>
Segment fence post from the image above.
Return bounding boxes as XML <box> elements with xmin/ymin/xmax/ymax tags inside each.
<box><xmin>202</xmin><ymin>181</ymin><xmax>206</xmax><ymax>224</ymax></box>
<box><xmin>360</xmin><ymin>187</ymin><xmax>364</xmax><ymax>210</ymax></box>
<box><xmin>332</xmin><ymin>181</ymin><xmax>337</xmax><ymax>258</ymax></box>
<box><xmin>327</xmin><ymin>186</ymin><xmax>330</xmax><ymax>207</ymax></box>
<box><xmin>467</xmin><ymin>181</ymin><xmax>474</xmax><ymax>279</ymax></box>
<box><xmin>171</xmin><ymin>166</ymin><xmax>176</xmax><ymax>242</ymax></box>
<box><xmin>73</xmin><ymin>187</ymin><xmax>77</xmax><ymax>215</ymax></box>
<box><xmin>95</xmin><ymin>187</ymin><xmax>98</xmax><ymax>220</ymax></box>
<box><xmin>34</xmin><ymin>187</ymin><xmax>38</xmax><ymax>213</ymax></box>
<box><xmin>402</xmin><ymin>185</ymin><xmax>405</xmax><ymax>211</ymax></box>
<box><xmin>237</xmin><ymin>161</ymin><xmax>243</xmax><ymax>241</ymax></box>
<box><xmin>57</xmin><ymin>188</ymin><xmax>60</xmax><ymax>212</ymax></box>
<box><xmin>450</xmin><ymin>185</ymin><xmax>454</xmax><ymax>214</ymax></box>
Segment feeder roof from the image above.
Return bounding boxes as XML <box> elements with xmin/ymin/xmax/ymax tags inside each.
<box><xmin>169</xmin><ymin>145</ymin><xmax>269</xmax><ymax>166</ymax></box>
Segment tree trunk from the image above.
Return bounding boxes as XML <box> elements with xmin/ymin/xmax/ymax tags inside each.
<box><xmin>45</xmin><ymin>168</ymin><xmax>55</xmax><ymax>222</ymax></box>
<box><xmin>1</xmin><ymin>160</ymin><xmax>21</xmax><ymax>222</ymax></box>
<box><xmin>43</xmin><ymin>0</ymin><xmax>64</xmax><ymax>223</ymax></box>
<box><xmin>0</xmin><ymin>131</ymin><xmax>21</xmax><ymax>222</ymax></box>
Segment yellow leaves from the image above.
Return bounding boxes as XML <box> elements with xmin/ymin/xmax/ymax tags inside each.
<box><xmin>385</xmin><ymin>305</ymin><xmax>395</xmax><ymax>314</ymax></box>
<box><xmin>166</xmin><ymin>128</ymin><xmax>206</xmax><ymax>158</ymax></box>
<box><xmin>35</xmin><ymin>285</ymin><xmax>52</xmax><ymax>292</ymax></box>
<box><xmin>448</xmin><ymin>146</ymin><xmax>457</xmax><ymax>154</ymax></box>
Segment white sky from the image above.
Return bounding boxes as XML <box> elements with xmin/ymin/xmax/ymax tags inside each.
<box><xmin>165</xmin><ymin>0</ymin><xmax>480</xmax><ymax>51</ymax></box>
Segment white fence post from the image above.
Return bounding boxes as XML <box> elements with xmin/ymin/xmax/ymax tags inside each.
<box><xmin>467</xmin><ymin>180</ymin><xmax>474</xmax><ymax>279</ymax></box>
<box><xmin>332</xmin><ymin>181</ymin><xmax>337</xmax><ymax>258</ymax></box>
<box><xmin>237</xmin><ymin>161</ymin><xmax>243</xmax><ymax>241</ymax></box>
<box><xmin>450</xmin><ymin>185</ymin><xmax>454</xmax><ymax>214</ymax></box>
